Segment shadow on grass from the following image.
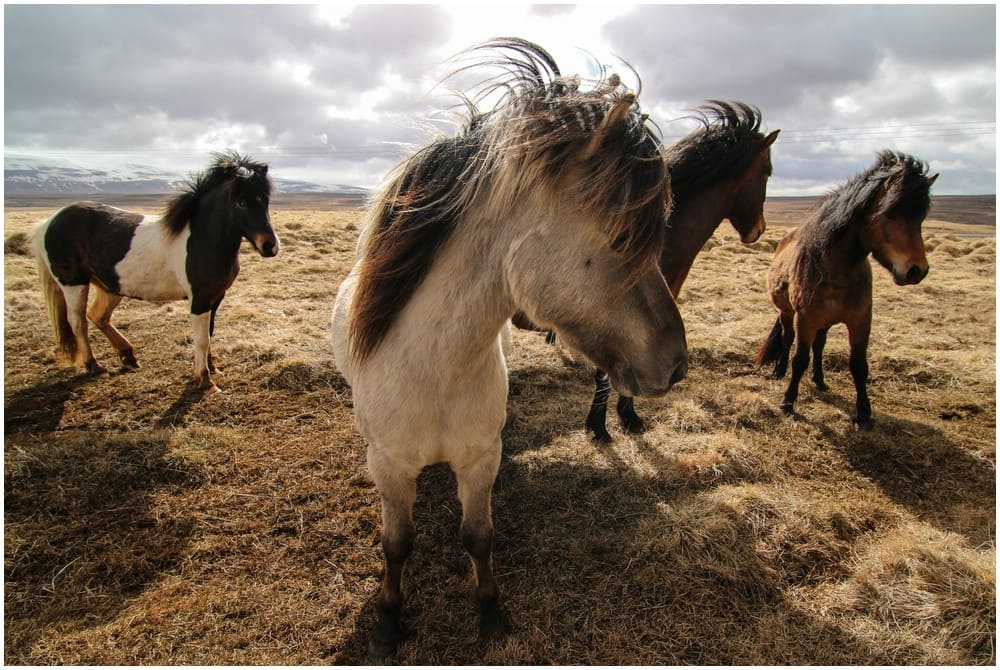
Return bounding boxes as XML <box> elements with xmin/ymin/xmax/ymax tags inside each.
<box><xmin>4</xmin><ymin>373</ymin><xmax>90</xmax><ymax>433</ymax></box>
<box><xmin>4</xmin><ymin>430</ymin><xmax>203</xmax><ymax>661</ymax></box>
<box><xmin>326</xmin><ymin>450</ymin><xmax>926</xmax><ymax>665</ymax></box>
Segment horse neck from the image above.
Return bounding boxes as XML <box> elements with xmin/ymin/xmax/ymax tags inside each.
<box><xmin>391</xmin><ymin>209</ymin><xmax>515</xmax><ymax>372</ymax></box>
<box><xmin>189</xmin><ymin>193</ymin><xmax>242</xmax><ymax>257</ymax></box>
<box><xmin>659</xmin><ymin>180</ymin><xmax>735</xmax><ymax>295</ymax></box>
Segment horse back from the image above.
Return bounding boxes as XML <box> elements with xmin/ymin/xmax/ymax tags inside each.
<box><xmin>42</xmin><ymin>202</ymin><xmax>143</xmax><ymax>293</ymax></box>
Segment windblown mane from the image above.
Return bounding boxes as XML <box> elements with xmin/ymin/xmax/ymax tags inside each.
<box><xmin>161</xmin><ymin>151</ymin><xmax>272</xmax><ymax>237</ymax></box>
<box><xmin>350</xmin><ymin>37</ymin><xmax>669</xmax><ymax>363</ymax></box>
<box><xmin>663</xmin><ymin>100</ymin><xmax>769</xmax><ymax>207</ymax></box>
<box><xmin>794</xmin><ymin>150</ymin><xmax>933</xmax><ymax>297</ymax></box>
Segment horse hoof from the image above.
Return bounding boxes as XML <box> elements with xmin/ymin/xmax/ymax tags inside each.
<box><xmin>86</xmin><ymin>361</ymin><xmax>108</xmax><ymax>376</ymax></box>
<box><xmin>588</xmin><ymin>426</ymin><xmax>613</xmax><ymax>443</ymax></box>
<box><xmin>367</xmin><ymin>637</ymin><xmax>399</xmax><ymax>663</ymax></box>
<box><xmin>620</xmin><ymin>415</ymin><xmax>645</xmax><ymax>434</ymax></box>
<box><xmin>203</xmin><ymin>383</ymin><xmax>222</xmax><ymax>396</ymax></box>
<box><xmin>119</xmin><ymin>352</ymin><xmax>140</xmax><ymax>368</ymax></box>
<box><xmin>813</xmin><ymin>380</ymin><xmax>829</xmax><ymax>392</ymax></box>
<box><xmin>368</xmin><ymin>618</ymin><xmax>408</xmax><ymax>662</ymax></box>
<box><xmin>852</xmin><ymin>417</ymin><xmax>874</xmax><ymax>431</ymax></box>
<box><xmin>779</xmin><ymin>401</ymin><xmax>794</xmax><ymax>416</ymax></box>
<box><xmin>479</xmin><ymin>602</ymin><xmax>510</xmax><ymax>643</ymax></box>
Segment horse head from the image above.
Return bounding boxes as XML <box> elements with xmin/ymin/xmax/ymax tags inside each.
<box><xmin>728</xmin><ymin>128</ymin><xmax>780</xmax><ymax>243</ymax></box>
<box><xmin>866</xmin><ymin>158</ymin><xmax>937</xmax><ymax>285</ymax></box>
<box><xmin>223</xmin><ymin>156</ymin><xmax>280</xmax><ymax>258</ymax></box>
<box><xmin>503</xmin><ymin>92</ymin><xmax>688</xmax><ymax>397</ymax></box>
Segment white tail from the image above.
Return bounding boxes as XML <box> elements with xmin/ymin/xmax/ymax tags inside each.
<box><xmin>30</xmin><ymin>224</ymin><xmax>77</xmax><ymax>364</ymax></box>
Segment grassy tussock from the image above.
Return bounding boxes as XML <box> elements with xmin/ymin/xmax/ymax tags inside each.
<box><xmin>4</xmin><ymin>197</ymin><xmax>995</xmax><ymax>664</ymax></box>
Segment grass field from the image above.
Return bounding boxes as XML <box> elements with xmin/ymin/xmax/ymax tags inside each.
<box><xmin>4</xmin><ymin>194</ymin><xmax>995</xmax><ymax>664</ymax></box>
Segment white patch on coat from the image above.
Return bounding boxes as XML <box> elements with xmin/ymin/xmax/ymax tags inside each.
<box><xmin>115</xmin><ymin>216</ymin><xmax>191</xmax><ymax>301</ymax></box>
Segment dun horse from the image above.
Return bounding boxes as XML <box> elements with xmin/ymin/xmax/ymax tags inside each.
<box><xmin>331</xmin><ymin>38</ymin><xmax>688</xmax><ymax>657</ymax></box>
<box><xmin>756</xmin><ymin>151</ymin><xmax>937</xmax><ymax>428</ymax></box>
<box><xmin>587</xmin><ymin>101</ymin><xmax>779</xmax><ymax>440</ymax></box>
<box><xmin>31</xmin><ymin>151</ymin><xmax>278</xmax><ymax>393</ymax></box>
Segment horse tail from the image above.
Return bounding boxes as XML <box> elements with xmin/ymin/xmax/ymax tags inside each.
<box><xmin>755</xmin><ymin>317</ymin><xmax>783</xmax><ymax>368</ymax></box>
<box><xmin>30</xmin><ymin>224</ymin><xmax>77</xmax><ymax>364</ymax></box>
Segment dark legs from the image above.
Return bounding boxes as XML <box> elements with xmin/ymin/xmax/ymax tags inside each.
<box><xmin>848</xmin><ymin>319</ymin><xmax>873</xmax><ymax>430</ymax></box>
<box><xmin>367</xmin><ymin>449</ymin><xmax>507</xmax><ymax>660</ymax></box>
<box><xmin>773</xmin><ymin>312</ymin><xmax>795</xmax><ymax>378</ymax></box>
<box><xmin>370</xmin><ymin>473</ymin><xmax>417</xmax><ymax>660</ymax></box>
<box><xmin>811</xmin><ymin>327</ymin><xmax>830</xmax><ymax>391</ymax></box>
<box><xmin>454</xmin><ymin>450</ymin><xmax>507</xmax><ymax>640</ymax></box>
<box><xmin>586</xmin><ymin>369</ymin><xmax>613</xmax><ymax>442</ymax></box>
<box><xmin>586</xmin><ymin>368</ymin><xmax>645</xmax><ymax>441</ymax></box>
<box><xmin>780</xmin><ymin>315</ymin><xmax>816</xmax><ymax>416</ymax></box>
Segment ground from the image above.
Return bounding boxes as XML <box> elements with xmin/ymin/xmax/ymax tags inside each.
<box><xmin>4</xmin><ymin>194</ymin><xmax>995</xmax><ymax>664</ymax></box>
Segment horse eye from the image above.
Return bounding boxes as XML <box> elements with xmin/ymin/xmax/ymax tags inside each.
<box><xmin>236</xmin><ymin>198</ymin><xmax>248</xmax><ymax>208</ymax></box>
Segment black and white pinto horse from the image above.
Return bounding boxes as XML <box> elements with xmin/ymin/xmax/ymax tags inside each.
<box><xmin>30</xmin><ymin>151</ymin><xmax>279</xmax><ymax>393</ymax></box>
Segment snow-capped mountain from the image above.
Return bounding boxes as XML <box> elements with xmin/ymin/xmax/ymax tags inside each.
<box><xmin>4</xmin><ymin>155</ymin><xmax>367</xmax><ymax>196</ymax></box>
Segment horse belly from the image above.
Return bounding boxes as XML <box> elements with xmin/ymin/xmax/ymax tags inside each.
<box><xmin>114</xmin><ymin>224</ymin><xmax>190</xmax><ymax>301</ymax></box>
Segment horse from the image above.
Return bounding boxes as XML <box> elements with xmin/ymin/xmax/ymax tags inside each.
<box><xmin>582</xmin><ymin>100</ymin><xmax>780</xmax><ymax>441</ymax></box>
<box><xmin>331</xmin><ymin>38</ymin><xmax>688</xmax><ymax>658</ymax></box>
<box><xmin>756</xmin><ymin>150</ymin><xmax>937</xmax><ymax>429</ymax></box>
<box><xmin>30</xmin><ymin>151</ymin><xmax>279</xmax><ymax>393</ymax></box>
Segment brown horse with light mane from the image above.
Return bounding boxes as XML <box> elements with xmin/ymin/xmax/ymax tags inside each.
<box><xmin>756</xmin><ymin>151</ymin><xmax>937</xmax><ymax>428</ymax></box>
<box><xmin>585</xmin><ymin>101</ymin><xmax>779</xmax><ymax>440</ymax></box>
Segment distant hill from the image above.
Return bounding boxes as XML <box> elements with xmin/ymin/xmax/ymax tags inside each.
<box><xmin>3</xmin><ymin>155</ymin><xmax>367</xmax><ymax>196</ymax></box>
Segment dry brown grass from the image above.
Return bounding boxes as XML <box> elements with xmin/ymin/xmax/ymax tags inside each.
<box><xmin>4</xmin><ymin>195</ymin><xmax>995</xmax><ymax>664</ymax></box>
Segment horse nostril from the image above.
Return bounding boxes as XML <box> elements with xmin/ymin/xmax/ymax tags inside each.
<box><xmin>906</xmin><ymin>265</ymin><xmax>928</xmax><ymax>284</ymax></box>
<box><xmin>670</xmin><ymin>358</ymin><xmax>688</xmax><ymax>387</ymax></box>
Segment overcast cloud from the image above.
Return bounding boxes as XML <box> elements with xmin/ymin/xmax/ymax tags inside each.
<box><xmin>4</xmin><ymin>4</ymin><xmax>996</xmax><ymax>194</ymax></box>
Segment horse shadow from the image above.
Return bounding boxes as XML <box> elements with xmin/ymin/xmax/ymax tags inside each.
<box><xmin>812</xmin><ymin>393</ymin><xmax>995</xmax><ymax>548</ymax></box>
<box><xmin>327</xmin><ymin>454</ymin><xmax>906</xmax><ymax>665</ymax></box>
<box><xmin>4</xmin><ymin>373</ymin><xmax>91</xmax><ymax>433</ymax></box>
<box><xmin>154</xmin><ymin>381</ymin><xmax>211</xmax><ymax>428</ymax></box>
<box><xmin>4</xmin><ymin>430</ymin><xmax>202</xmax><ymax>660</ymax></box>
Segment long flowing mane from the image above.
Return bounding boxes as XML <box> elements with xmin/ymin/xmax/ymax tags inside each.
<box><xmin>350</xmin><ymin>37</ymin><xmax>669</xmax><ymax>363</ymax></box>
<box><xmin>161</xmin><ymin>151</ymin><xmax>272</xmax><ymax>237</ymax></box>
<box><xmin>663</xmin><ymin>100</ymin><xmax>769</xmax><ymax>207</ymax></box>
<box><xmin>794</xmin><ymin>150</ymin><xmax>933</xmax><ymax>297</ymax></box>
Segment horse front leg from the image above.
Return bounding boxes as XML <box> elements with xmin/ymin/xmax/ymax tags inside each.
<box><xmin>811</xmin><ymin>327</ymin><xmax>830</xmax><ymax>391</ymax></box>
<box><xmin>453</xmin><ymin>447</ymin><xmax>508</xmax><ymax>642</ymax></box>
<box><xmin>189</xmin><ymin>299</ymin><xmax>217</xmax><ymax>392</ymax></box>
<box><xmin>87</xmin><ymin>286</ymin><xmax>137</xmax><ymax>368</ymax></box>
<box><xmin>780</xmin><ymin>315</ymin><xmax>816</xmax><ymax>416</ymax></box>
<box><xmin>616</xmin><ymin>396</ymin><xmax>644</xmax><ymax>434</ymax></box>
<box><xmin>847</xmin><ymin>319</ymin><xmax>873</xmax><ymax>430</ymax></box>
<box><xmin>585</xmin><ymin>368</ymin><xmax>614</xmax><ymax>442</ymax></box>
<box><xmin>207</xmin><ymin>294</ymin><xmax>224</xmax><ymax>374</ymax></box>
<box><xmin>369</xmin><ymin>467</ymin><xmax>417</xmax><ymax>661</ymax></box>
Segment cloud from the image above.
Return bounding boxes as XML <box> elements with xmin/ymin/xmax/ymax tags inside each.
<box><xmin>4</xmin><ymin>4</ymin><xmax>995</xmax><ymax>194</ymax></box>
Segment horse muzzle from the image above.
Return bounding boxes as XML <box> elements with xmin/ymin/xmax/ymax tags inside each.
<box><xmin>611</xmin><ymin>356</ymin><xmax>687</xmax><ymax>398</ymax></box>
<box><xmin>894</xmin><ymin>263</ymin><xmax>928</xmax><ymax>285</ymax></box>
<box><xmin>253</xmin><ymin>235</ymin><xmax>280</xmax><ymax>257</ymax></box>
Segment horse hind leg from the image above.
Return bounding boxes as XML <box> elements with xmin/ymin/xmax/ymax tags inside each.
<box><xmin>62</xmin><ymin>284</ymin><xmax>106</xmax><ymax>374</ymax></box>
<box><xmin>774</xmin><ymin>312</ymin><xmax>795</xmax><ymax>379</ymax></box>
<box><xmin>88</xmin><ymin>287</ymin><xmax>138</xmax><ymax>368</ymax></box>
<box><xmin>453</xmin><ymin>448</ymin><xmax>508</xmax><ymax>643</ymax></box>
<box><xmin>811</xmin><ymin>327</ymin><xmax>830</xmax><ymax>391</ymax></box>
<box><xmin>781</xmin><ymin>315</ymin><xmax>816</xmax><ymax>416</ymax></box>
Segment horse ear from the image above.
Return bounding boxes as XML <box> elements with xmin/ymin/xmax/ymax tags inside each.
<box><xmin>258</xmin><ymin>165</ymin><xmax>269</xmax><ymax>177</ymax></box>
<box><xmin>928</xmin><ymin>172</ymin><xmax>939</xmax><ymax>186</ymax></box>
<box><xmin>761</xmin><ymin>129</ymin><xmax>780</xmax><ymax>151</ymax></box>
<box><xmin>581</xmin><ymin>94</ymin><xmax>635</xmax><ymax>161</ymax></box>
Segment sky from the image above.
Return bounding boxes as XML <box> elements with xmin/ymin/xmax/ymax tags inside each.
<box><xmin>4</xmin><ymin>3</ymin><xmax>996</xmax><ymax>195</ymax></box>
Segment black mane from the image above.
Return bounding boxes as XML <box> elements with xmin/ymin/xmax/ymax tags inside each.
<box><xmin>663</xmin><ymin>100</ymin><xmax>769</xmax><ymax>207</ymax></box>
<box><xmin>161</xmin><ymin>151</ymin><xmax>272</xmax><ymax>237</ymax></box>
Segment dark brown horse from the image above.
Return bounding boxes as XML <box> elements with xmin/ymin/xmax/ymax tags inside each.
<box><xmin>756</xmin><ymin>151</ymin><xmax>937</xmax><ymax>428</ymax></box>
<box><xmin>586</xmin><ymin>101</ymin><xmax>779</xmax><ymax>440</ymax></box>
